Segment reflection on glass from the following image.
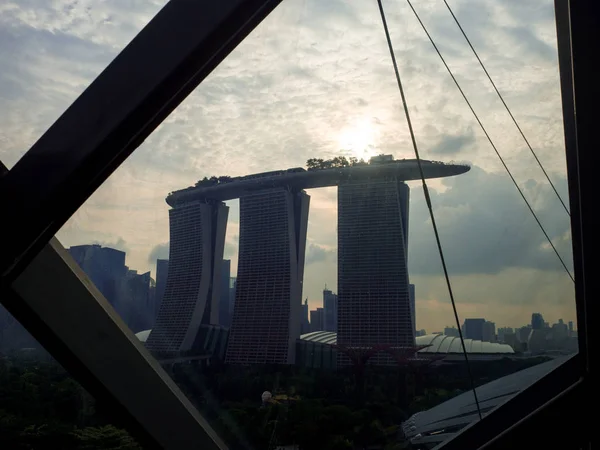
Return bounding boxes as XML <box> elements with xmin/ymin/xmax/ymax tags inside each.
<box><xmin>0</xmin><ymin>307</ymin><xmax>143</xmax><ymax>449</ymax></box>
<box><xmin>2</xmin><ymin>0</ymin><xmax>578</xmax><ymax>448</ymax></box>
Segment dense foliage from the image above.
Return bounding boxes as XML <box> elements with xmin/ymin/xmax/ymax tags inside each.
<box><xmin>306</xmin><ymin>156</ymin><xmax>368</xmax><ymax>169</ymax></box>
<box><xmin>0</xmin><ymin>350</ymin><xmax>549</xmax><ymax>450</ymax></box>
<box><xmin>0</xmin><ymin>354</ymin><xmax>141</xmax><ymax>449</ymax></box>
<box><xmin>166</xmin><ymin>357</ymin><xmax>549</xmax><ymax>449</ymax></box>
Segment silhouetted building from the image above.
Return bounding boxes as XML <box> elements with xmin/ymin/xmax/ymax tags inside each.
<box><xmin>568</xmin><ymin>321</ymin><xmax>574</xmax><ymax>335</ymax></box>
<box><xmin>226</xmin><ymin>188</ymin><xmax>310</xmax><ymax>364</ymax></box>
<box><xmin>69</xmin><ymin>244</ymin><xmax>155</xmax><ymax>331</ymax></box>
<box><xmin>337</xmin><ymin>177</ymin><xmax>413</xmax><ymax>366</ymax></box>
<box><xmin>300</xmin><ymin>299</ymin><xmax>310</xmax><ymax>335</ymax></box>
<box><xmin>416</xmin><ymin>329</ymin><xmax>427</xmax><ymax>337</ymax></box>
<box><xmin>68</xmin><ymin>244</ymin><xmax>127</xmax><ymax>307</ymax></box>
<box><xmin>146</xmin><ymin>200</ymin><xmax>229</xmax><ymax>354</ymax></box>
<box><xmin>219</xmin><ymin>260</ymin><xmax>231</xmax><ymax>327</ymax></box>
<box><xmin>463</xmin><ymin>318</ymin><xmax>486</xmax><ymax>341</ymax></box>
<box><xmin>323</xmin><ymin>288</ymin><xmax>338</xmax><ymax>332</ymax></box>
<box><xmin>502</xmin><ymin>332</ymin><xmax>518</xmax><ymax>351</ymax></box>
<box><xmin>482</xmin><ymin>321</ymin><xmax>496</xmax><ymax>343</ymax></box>
<box><xmin>229</xmin><ymin>277</ymin><xmax>236</xmax><ymax>320</ymax></box>
<box><xmin>155</xmin><ymin>259</ymin><xmax>169</xmax><ymax>318</ymax></box>
<box><xmin>497</xmin><ymin>327</ymin><xmax>514</xmax><ymax>343</ymax></box>
<box><xmin>517</xmin><ymin>325</ymin><xmax>532</xmax><ymax>344</ymax></box>
<box><xmin>310</xmin><ymin>308</ymin><xmax>324</xmax><ymax>332</ymax></box>
<box><xmin>531</xmin><ymin>312</ymin><xmax>545</xmax><ymax>330</ymax></box>
<box><xmin>119</xmin><ymin>270</ymin><xmax>154</xmax><ymax>333</ymax></box>
<box><xmin>409</xmin><ymin>283</ymin><xmax>416</xmax><ymax>335</ymax></box>
<box><xmin>444</xmin><ymin>326</ymin><xmax>460</xmax><ymax>337</ymax></box>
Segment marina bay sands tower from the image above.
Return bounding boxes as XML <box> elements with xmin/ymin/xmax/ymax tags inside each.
<box><xmin>145</xmin><ymin>158</ymin><xmax>469</xmax><ymax>364</ymax></box>
<box><xmin>226</xmin><ymin>188</ymin><xmax>310</xmax><ymax>364</ymax></box>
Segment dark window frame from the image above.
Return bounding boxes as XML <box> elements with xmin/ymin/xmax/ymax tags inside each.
<box><xmin>0</xmin><ymin>0</ymin><xmax>594</xmax><ymax>448</ymax></box>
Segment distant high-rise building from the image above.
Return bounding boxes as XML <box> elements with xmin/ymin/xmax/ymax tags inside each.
<box><xmin>552</xmin><ymin>319</ymin><xmax>569</xmax><ymax>340</ymax></box>
<box><xmin>229</xmin><ymin>277</ymin><xmax>237</xmax><ymax>320</ymax></box>
<box><xmin>68</xmin><ymin>244</ymin><xmax>127</xmax><ymax>306</ymax></box>
<box><xmin>568</xmin><ymin>321</ymin><xmax>574</xmax><ymax>335</ymax></box>
<box><xmin>323</xmin><ymin>288</ymin><xmax>338</xmax><ymax>332</ymax></box>
<box><xmin>503</xmin><ymin>332</ymin><xmax>518</xmax><ymax>350</ymax></box>
<box><xmin>226</xmin><ymin>188</ymin><xmax>310</xmax><ymax>365</ymax></box>
<box><xmin>444</xmin><ymin>326</ymin><xmax>460</xmax><ymax>337</ymax></box>
<box><xmin>310</xmin><ymin>308</ymin><xmax>324</xmax><ymax>332</ymax></box>
<box><xmin>497</xmin><ymin>327</ymin><xmax>514</xmax><ymax>343</ymax></box>
<box><xmin>69</xmin><ymin>245</ymin><xmax>155</xmax><ymax>332</ymax></box>
<box><xmin>416</xmin><ymin>329</ymin><xmax>427</xmax><ymax>337</ymax></box>
<box><xmin>219</xmin><ymin>259</ymin><xmax>231</xmax><ymax>327</ymax></box>
<box><xmin>531</xmin><ymin>313</ymin><xmax>545</xmax><ymax>330</ymax></box>
<box><xmin>119</xmin><ymin>269</ymin><xmax>153</xmax><ymax>332</ymax></box>
<box><xmin>337</xmin><ymin>177</ymin><xmax>412</xmax><ymax>366</ymax></box>
<box><xmin>517</xmin><ymin>325</ymin><xmax>532</xmax><ymax>344</ymax></box>
<box><xmin>409</xmin><ymin>284</ymin><xmax>416</xmax><ymax>335</ymax></box>
<box><xmin>300</xmin><ymin>299</ymin><xmax>310</xmax><ymax>335</ymax></box>
<box><xmin>146</xmin><ymin>200</ymin><xmax>229</xmax><ymax>354</ymax></box>
<box><xmin>154</xmin><ymin>259</ymin><xmax>169</xmax><ymax>318</ymax></box>
<box><xmin>463</xmin><ymin>318</ymin><xmax>486</xmax><ymax>341</ymax></box>
<box><xmin>482</xmin><ymin>321</ymin><xmax>496</xmax><ymax>342</ymax></box>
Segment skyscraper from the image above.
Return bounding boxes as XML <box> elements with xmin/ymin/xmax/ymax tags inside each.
<box><xmin>337</xmin><ymin>177</ymin><xmax>413</xmax><ymax>366</ymax></box>
<box><xmin>229</xmin><ymin>277</ymin><xmax>237</xmax><ymax>320</ymax></box>
<box><xmin>301</xmin><ymin>298</ymin><xmax>310</xmax><ymax>335</ymax></box>
<box><xmin>482</xmin><ymin>321</ymin><xmax>496</xmax><ymax>342</ymax></box>
<box><xmin>531</xmin><ymin>312</ymin><xmax>545</xmax><ymax>330</ymax></box>
<box><xmin>409</xmin><ymin>284</ymin><xmax>416</xmax><ymax>335</ymax></box>
<box><xmin>219</xmin><ymin>259</ymin><xmax>231</xmax><ymax>327</ymax></box>
<box><xmin>323</xmin><ymin>288</ymin><xmax>338</xmax><ymax>332</ymax></box>
<box><xmin>146</xmin><ymin>200</ymin><xmax>229</xmax><ymax>354</ymax></box>
<box><xmin>155</xmin><ymin>259</ymin><xmax>169</xmax><ymax>318</ymax></box>
<box><xmin>68</xmin><ymin>244</ymin><xmax>127</xmax><ymax>306</ymax></box>
<box><xmin>444</xmin><ymin>326</ymin><xmax>460</xmax><ymax>337</ymax></box>
<box><xmin>119</xmin><ymin>269</ymin><xmax>153</xmax><ymax>332</ymax></box>
<box><xmin>463</xmin><ymin>318</ymin><xmax>486</xmax><ymax>341</ymax></box>
<box><xmin>310</xmin><ymin>308</ymin><xmax>324</xmax><ymax>332</ymax></box>
<box><xmin>226</xmin><ymin>188</ymin><xmax>310</xmax><ymax>364</ymax></box>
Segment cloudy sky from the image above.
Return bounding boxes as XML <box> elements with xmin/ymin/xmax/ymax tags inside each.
<box><xmin>0</xmin><ymin>0</ymin><xmax>576</xmax><ymax>333</ymax></box>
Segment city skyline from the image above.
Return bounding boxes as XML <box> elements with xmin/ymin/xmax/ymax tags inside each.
<box><xmin>0</xmin><ymin>0</ymin><xmax>576</xmax><ymax>334</ymax></box>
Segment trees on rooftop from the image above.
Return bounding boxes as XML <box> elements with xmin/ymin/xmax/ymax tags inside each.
<box><xmin>306</xmin><ymin>156</ymin><xmax>368</xmax><ymax>170</ymax></box>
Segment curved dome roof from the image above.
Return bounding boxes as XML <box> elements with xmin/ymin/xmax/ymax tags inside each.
<box><xmin>417</xmin><ymin>334</ymin><xmax>514</xmax><ymax>354</ymax></box>
<box><xmin>299</xmin><ymin>332</ymin><xmax>514</xmax><ymax>354</ymax></box>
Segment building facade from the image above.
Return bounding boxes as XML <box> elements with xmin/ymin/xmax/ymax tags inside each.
<box><xmin>226</xmin><ymin>188</ymin><xmax>310</xmax><ymax>364</ymax></box>
<box><xmin>482</xmin><ymin>321</ymin><xmax>496</xmax><ymax>343</ymax></box>
<box><xmin>310</xmin><ymin>308</ymin><xmax>324</xmax><ymax>332</ymax></box>
<box><xmin>219</xmin><ymin>259</ymin><xmax>231</xmax><ymax>327</ymax></box>
<box><xmin>337</xmin><ymin>178</ymin><xmax>413</xmax><ymax>365</ymax></box>
<box><xmin>444</xmin><ymin>326</ymin><xmax>460</xmax><ymax>337</ymax></box>
<box><xmin>531</xmin><ymin>312</ymin><xmax>545</xmax><ymax>330</ymax></box>
<box><xmin>68</xmin><ymin>244</ymin><xmax>127</xmax><ymax>307</ymax></box>
<box><xmin>409</xmin><ymin>283</ymin><xmax>416</xmax><ymax>336</ymax></box>
<box><xmin>155</xmin><ymin>259</ymin><xmax>169</xmax><ymax>319</ymax></box>
<box><xmin>146</xmin><ymin>201</ymin><xmax>229</xmax><ymax>355</ymax></box>
<box><xmin>323</xmin><ymin>289</ymin><xmax>338</xmax><ymax>332</ymax></box>
<box><xmin>301</xmin><ymin>299</ymin><xmax>310</xmax><ymax>335</ymax></box>
<box><xmin>463</xmin><ymin>318</ymin><xmax>486</xmax><ymax>341</ymax></box>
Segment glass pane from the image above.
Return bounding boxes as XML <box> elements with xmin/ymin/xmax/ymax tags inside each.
<box><xmin>7</xmin><ymin>0</ymin><xmax>577</xmax><ymax>448</ymax></box>
<box><xmin>0</xmin><ymin>305</ymin><xmax>144</xmax><ymax>449</ymax></box>
<box><xmin>0</xmin><ymin>0</ymin><xmax>167</xmax><ymax>169</ymax></box>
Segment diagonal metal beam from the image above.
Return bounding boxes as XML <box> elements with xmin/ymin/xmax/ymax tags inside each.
<box><xmin>7</xmin><ymin>238</ymin><xmax>227</xmax><ymax>449</ymax></box>
<box><xmin>0</xmin><ymin>0</ymin><xmax>284</xmax><ymax>284</ymax></box>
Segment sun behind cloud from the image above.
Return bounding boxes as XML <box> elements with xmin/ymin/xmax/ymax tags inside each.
<box><xmin>337</xmin><ymin>117</ymin><xmax>379</xmax><ymax>161</ymax></box>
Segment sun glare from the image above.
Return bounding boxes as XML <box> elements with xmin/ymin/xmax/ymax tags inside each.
<box><xmin>337</xmin><ymin>118</ymin><xmax>378</xmax><ymax>161</ymax></box>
